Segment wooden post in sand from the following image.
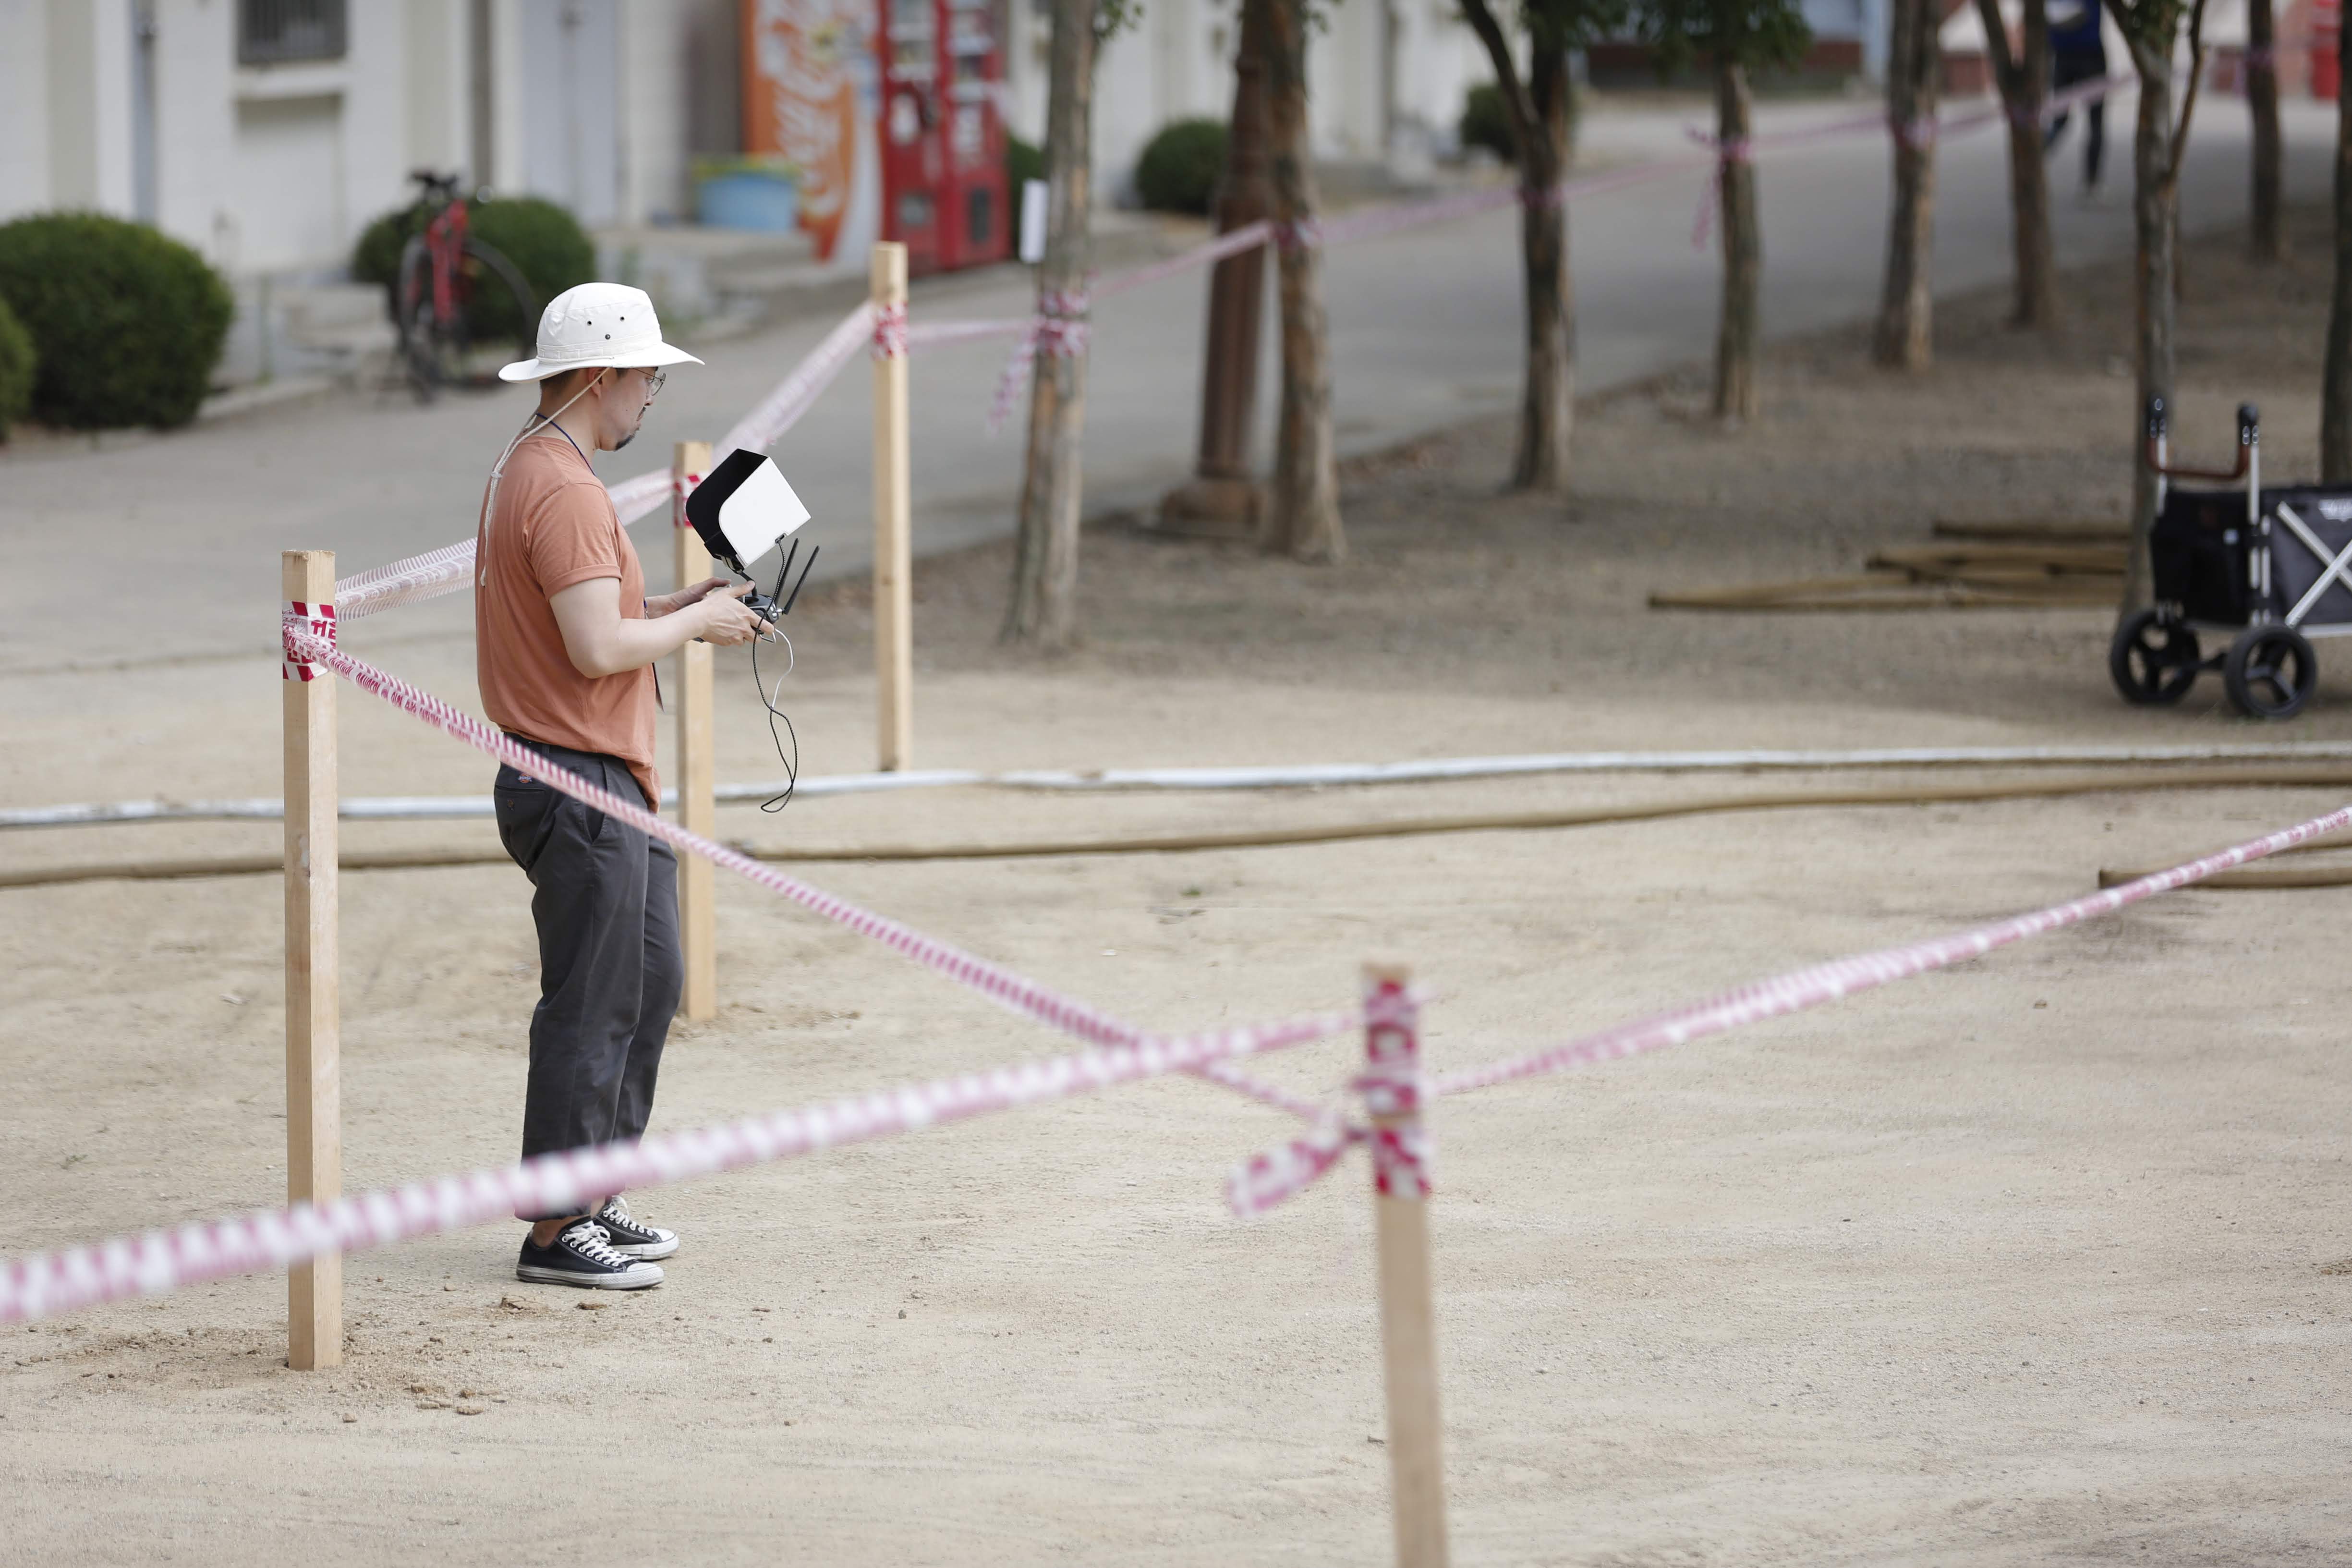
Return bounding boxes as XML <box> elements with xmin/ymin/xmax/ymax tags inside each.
<box><xmin>672</xmin><ymin>440</ymin><xmax>717</xmax><ymax>1021</ymax></box>
<box><xmin>871</xmin><ymin>241</ymin><xmax>913</xmax><ymax>771</ymax></box>
<box><xmin>1363</xmin><ymin>963</ymin><xmax>1448</xmax><ymax>1566</ymax></box>
<box><xmin>280</xmin><ymin>550</ymin><xmax>341</xmax><ymax>1370</ymax></box>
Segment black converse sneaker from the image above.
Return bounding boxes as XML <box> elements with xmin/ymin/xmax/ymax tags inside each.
<box><xmin>594</xmin><ymin>1196</ymin><xmax>679</xmax><ymax>1261</ymax></box>
<box><xmin>516</xmin><ymin>1218</ymin><xmax>664</xmax><ymax>1290</ymax></box>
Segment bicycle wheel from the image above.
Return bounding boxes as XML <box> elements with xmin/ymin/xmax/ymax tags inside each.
<box><xmin>394</xmin><ymin>234</ymin><xmax>456</xmax><ymax>401</ymax></box>
<box><xmin>396</xmin><ymin>235</ymin><xmax>536</xmax><ymax>394</ymax></box>
<box><xmin>446</xmin><ymin>238</ymin><xmax>535</xmax><ymax>389</ymax></box>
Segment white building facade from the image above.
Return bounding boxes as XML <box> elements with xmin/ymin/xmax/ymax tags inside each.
<box><xmin>2</xmin><ymin>0</ymin><xmax>1506</xmax><ymax>287</ymax></box>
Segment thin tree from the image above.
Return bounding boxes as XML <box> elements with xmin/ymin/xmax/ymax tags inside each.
<box><xmin>1637</xmin><ymin>0</ymin><xmax>1811</xmax><ymax>424</ymax></box>
<box><xmin>2325</xmin><ymin>7</ymin><xmax>2352</xmax><ymax>478</ymax></box>
<box><xmin>2105</xmin><ymin>0</ymin><xmax>2209</xmax><ymax>611</ymax></box>
<box><xmin>2249</xmin><ymin>0</ymin><xmax>2285</xmax><ymax>261</ymax></box>
<box><xmin>1873</xmin><ymin>0</ymin><xmax>1940</xmax><ymax>368</ymax></box>
<box><xmin>1972</xmin><ymin>0</ymin><xmax>2060</xmax><ymax>327</ymax></box>
<box><xmin>1003</xmin><ymin>0</ymin><xmax>1101</xmax><ymax>647</ymax></box>
<box><xmin>1260</xmin><ymin>0</ymin><xmax>1344</xmax><ymax>560</ymax></box>
<box><xmin>1458</xmin><ymin>0</ymin><xmax>1628</xmax><ymax>490</ymax></box>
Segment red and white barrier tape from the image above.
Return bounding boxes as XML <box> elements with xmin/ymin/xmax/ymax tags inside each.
<box><xmin>1094</xmin><ymin>219</ymin><xmax>1277</xmax><ymax>297</ymax></box>
<box><xmin>870</xmin><ymin>300</ymin><xmax>909</xmax><ymax>360</ymax></box>
<box><xmin>987</xmin><ymin>288</ymin><xmax>1092</xmax><ymax>435</ymax></box>
<box><xmin>335</xmin><ymin>303</ymin><xmax>874</xmax><ymax>621</ymax></box>
<box><xmin>279</xmin><ymin>601</ymin><xmax>335</xmax><ymax>682</ymax></box>
<box><xmin>332</xmin><ymin>80</ymin><xmax>2147</xmax><ymax>620</ymax></box>
<box><xmin>284</xmin><ymin>622</ymin><xmax>1343</xmax><ymax>1063</ymax></box>
<box><xmin>714</xmin><ymin>302</ymin><xmax>876</xmax><ymax>458</ymax></box>
<box><xmin>1430</xmin><ymin>798</ymin><xmax>2352</xmax><ymax>1100</ymax></box>
<box><xmin>1688</xmin><ymin>132</ymin><xmax>1754</xmax><ymax>249</ymax></box>
<box><xmin>1229</xmin><ymin>971</ymin><xmax>1429</xmax><ymax>1215</ymax></box>
<box><xmin>0</xmin><ymin>987</ymin><xmax>1377</xmax><ymax>1327</ymax></box>
<box><xmin>1228</xmin><ymin>796</ymin><xmax>2352</xmax><ymax>1214</ymax></box>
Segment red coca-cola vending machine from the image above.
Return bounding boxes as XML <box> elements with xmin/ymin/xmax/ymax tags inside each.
<box><xmin>876</xmin><ymin>0</ymin><xmax>1010</xmax><ymax>274</ymax></box>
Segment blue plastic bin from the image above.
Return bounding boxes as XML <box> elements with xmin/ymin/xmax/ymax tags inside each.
<box><xmin>697</xmin><ymin>171</ymin><xmax>799</xmax><ymax>233</ymax></box>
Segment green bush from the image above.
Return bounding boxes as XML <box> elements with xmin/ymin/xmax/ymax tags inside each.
<box><xmin>0</xmin><ymin>213</ymin><xmax>232</xmax><ymax>430</ymax></box>
<box><xmin>1007</xmin><ymin>134</ymin><xmax>1045</xmax><ymax>195</ymax></box>
<box><xmin>1134</xmin><ymin>118</ymin><xmax>1228</xmax><ymax>215</ymax></box>
<box><xmin>0</xmin><ymin>294</ymin><xmax>33</xmax><ymax>440</ymax></box>
<box><xmin>1460</xmin><ymin>83</ymin><xmax>1517</xmax><ymax>163</ymax></box>
<box><xmin>351</xmin><ymin>193</ymin><xmax>595</xmax><ymax>343</ymax></box>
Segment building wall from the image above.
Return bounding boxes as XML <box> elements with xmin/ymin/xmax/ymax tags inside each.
<box><xmin>0</xmin><ymin>0</ymin><xmax>1515</xmax><ymax>287</ymax></box>
<box><xmin>407</xmin><ymin>0</ymin><xmax>474</xmax><ymax>183</ymax></box>
<box><xmin>0</xmin><ymin>1</ymin><xmax>55</xmax><ymax>216</ymax></box>
<box><xmin>1006</xmin><ymin>0</ymin><xmax>1496</xmax><ymax>203</ymax></box>
<box><xmin>0</xmin><ymin>0</ymin><xmax>419</xmax><ymax>278</ymax></box>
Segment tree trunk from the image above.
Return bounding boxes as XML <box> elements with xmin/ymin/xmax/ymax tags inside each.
<box><xmin>1713</xmin><ymin>60</ymin><xmax>1759</xmax><ymax>424</ymax></box>
<box><xmin>1262</xmin><ymin>0</ymin><xmax>1343</xmax><ymax>561</ymax></box>
<box><xmin>1874</xmin><ymin>0</ymin><xmax>1940</xmax><ymax>368</ymax></box>
<box><xmin>2326</xmin><ymin>5</ymin><xmax>2352</xmax><ymax>480</ymax></box>
<box><xmin>2120</xmin><ymin>57</ymin><xmax>2178</xmax><ymax>613</ymax></box>
<box><xmin>1458</xmin><ymin>0</ymin><xmax>1575</xmax><ymax>491</ymax></box>
<box><xmin>1976</xmin><ymin>0</ymin><xmax>2059</xmax><ymax>328</ymax></box>
<box><xmin>1158</xmin><ymin>0</ymin><xmax>1273</xmax><ymax>537</ymax></box>
<box><xmin>2249</xmin><ymin>0</ymin><xmax>2285</xmax><ymax>262</ymax></box>
<box><xmin>1001</xmin><ymin>0</ymin><xmax>1096</xmax><ymax>647</ymax></box>
<box><xmin>1509</xmin><ymin>50</ymin><xmax>1574</xmax><ymax>490</ymax></box>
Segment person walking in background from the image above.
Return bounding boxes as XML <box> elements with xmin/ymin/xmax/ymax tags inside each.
<box><xmin>2044</xmin><ymin>0</ymin><xmax>2110</xmax><ymax>196</ymax></box>
<box><xmin>476</xmin><ymin>282</ymin><xmax>769</xmax><ymax>1290</ymax></box>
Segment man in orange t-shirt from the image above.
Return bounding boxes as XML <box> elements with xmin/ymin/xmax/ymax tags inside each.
<box><xmin>478</xmin><ymin>283</ymin><xmax>768</xmax><ymax>1291</ymax></box>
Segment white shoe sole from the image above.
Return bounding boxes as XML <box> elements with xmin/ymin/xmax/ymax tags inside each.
<box><xmin>605</xmin><ymin>1236</ymin><xmax>679</xmax><ymax>1261</ymax></box>
<box><xmin>515</xmin><ymin>1261</ymin><xmax>664</xmax><ymax>1290</ymax></box>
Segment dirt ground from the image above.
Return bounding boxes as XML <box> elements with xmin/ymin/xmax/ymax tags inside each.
<box><xmin>6</xmin><ymin>206</ymin><xmax>2352</xmax><ymax>1566</ymax></box>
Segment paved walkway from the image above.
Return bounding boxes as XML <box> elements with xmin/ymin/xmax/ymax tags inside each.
<box><xmin>0</xmin><ymin>93</ymin><xmax>2333</xmax><ymax>673</ymax></box>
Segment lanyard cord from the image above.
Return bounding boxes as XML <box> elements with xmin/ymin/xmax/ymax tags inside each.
<box><xmin>478</xmin><ymin>375</ymin><xmax>603</xmax><ymax>587</ymax></box>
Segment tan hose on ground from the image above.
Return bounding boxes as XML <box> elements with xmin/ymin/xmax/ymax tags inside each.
<box><xmin>7</xmin><ymin>765</ymin><xmax>2352</xmax><ymax>891</ymax></box>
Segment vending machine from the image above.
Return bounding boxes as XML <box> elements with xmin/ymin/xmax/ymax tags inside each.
<box><xmin>876</xmin><ymin>0</ymin><xmax>1010</xmax><ymax>274</ymax></box>
<box><xmin>743</xmin><ymin>0</ymin><xmax>1007</xmax><ymax>275</ymax></box>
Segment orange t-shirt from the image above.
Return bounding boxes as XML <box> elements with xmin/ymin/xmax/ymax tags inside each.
<box><xmin>473</xmin><ymin>432</ymin><xmax>659</xmax><ymax>805</ymax></box>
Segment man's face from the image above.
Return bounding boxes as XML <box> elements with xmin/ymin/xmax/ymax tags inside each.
<box><xmin>601</xmin><ymin>367</ymin><xmax>663</xmax><ymax>451</ymax></box>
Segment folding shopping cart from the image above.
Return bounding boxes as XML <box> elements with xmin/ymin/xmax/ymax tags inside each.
<box><xmin>2109</xmin><ymin>397</ymin><xmax>2352</xmax><ymax>719</ymax></box>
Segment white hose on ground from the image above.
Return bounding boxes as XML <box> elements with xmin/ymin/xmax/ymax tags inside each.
<box><xmin>12</xmin><ymin>742</ymin><xmax>2352</xmax><ymax>829</ymax></box>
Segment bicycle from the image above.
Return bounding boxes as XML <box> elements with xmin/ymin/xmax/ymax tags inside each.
<box><xmin>393</xmin><ymin>171</ymin><xmax>535</xmax><ymax>401</ymax></box>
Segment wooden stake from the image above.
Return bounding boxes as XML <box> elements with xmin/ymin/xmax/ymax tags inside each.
<box><xmin>1363</xmin><ymin>962</ymin><xmax>1448</xmax><ymax>1567</ymax></box>
<box><xmin>871</xmin><ymin>242</ymin><xmax>913</xmax><ymax>771</ymax></box>
<box><xmin>673</xmin><ymin>440</ymin><xmax>717</xmax><ymax>1020</ymax></box>
<box><xmin>281</xmin><ymin>551</ymin><xmax>341</xmax><ymax>1371</ymax></box>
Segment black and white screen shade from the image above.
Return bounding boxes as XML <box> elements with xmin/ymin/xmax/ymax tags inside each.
<box><xmin>683</xmin><ymin>449</ymin><xmax>812</xmax><ymax>575</ymax></box>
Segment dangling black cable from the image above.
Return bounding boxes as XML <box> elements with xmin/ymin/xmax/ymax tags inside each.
<box><xmin>748</xmin><ymin>546</ymin><xmax>800</xmax><ymax>813</ymax></box>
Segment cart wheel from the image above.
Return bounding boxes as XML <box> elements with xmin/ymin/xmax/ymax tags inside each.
<box><xmin>2109</xmin><ymin>608</ymin><xmax>2201</xmax><ymax>706</ymax></box>
<box><xmin>2223</xmin><ymin>626</ymin><xmax>2317</xmax><ymax>720</ymax></box>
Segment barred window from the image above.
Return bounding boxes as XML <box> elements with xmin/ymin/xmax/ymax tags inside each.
<box><xmin>237</xmin><ymin>0</ymin><xmax>348</xmax><ymax>65</ymax></box>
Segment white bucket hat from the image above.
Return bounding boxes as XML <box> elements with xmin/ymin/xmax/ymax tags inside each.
<box><xmin>498</xmin><ymin>281</ymin><xmax>704</xmax><ymax>382</ymax></box>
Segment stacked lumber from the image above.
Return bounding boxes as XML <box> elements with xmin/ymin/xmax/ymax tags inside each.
<box><xmin>1649</xmin><ymin>517</ymin><xmax>2128</xmax><ymax>611</ymax></box>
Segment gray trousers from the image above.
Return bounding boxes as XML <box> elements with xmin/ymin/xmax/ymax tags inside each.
<box><xmin>494</xmin><ymin>741</ymin><xmax>681</xmax><ymax>1221</ymax></box>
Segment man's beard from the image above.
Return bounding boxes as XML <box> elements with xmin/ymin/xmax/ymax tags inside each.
<box><xmin>613</xmin><ymin>430</ymin><xmax>637</xmax><ymax>450</ymax></box>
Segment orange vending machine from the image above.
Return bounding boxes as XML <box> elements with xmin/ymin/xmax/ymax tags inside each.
<box><xmin>745</xmin><ymin>0</ymin><xmax>1006</xmax><ymax>274</ymax></box>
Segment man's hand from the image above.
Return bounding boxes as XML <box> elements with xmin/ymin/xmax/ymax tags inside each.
<box><xmin>551</xmin><ymin>576</ymin><xmax>768</xmax><ymax>679</ymax></box>
<box><xmin>645</xmin><ymin>577</ymin><xmax>733</xmax><ymax>618</ymax></box>
<box><xmin>691</xmin><ymin>581</ymin><xmax>769</xmax><ymax>646</ymax></box>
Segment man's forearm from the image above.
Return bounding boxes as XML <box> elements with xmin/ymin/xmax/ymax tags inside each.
<box><xmin>582</xmin><ymin>613</ymin><xmax>705</xmax><ymax>678</ymax></box>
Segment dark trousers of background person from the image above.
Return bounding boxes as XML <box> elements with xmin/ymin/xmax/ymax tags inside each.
<box><xmin>494</xmin><ymin>741</ymin><xmax>682</xmax><ymax>1221</ymax></box>
<box><xmin>2046</xmin><ymin>49</ymin><xmax>2108</xmax><ymax>189</ymax></box>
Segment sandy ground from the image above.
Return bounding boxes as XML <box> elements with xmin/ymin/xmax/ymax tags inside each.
<box><xmin>6</xmin><ymin>210</ymin><xmax>2352</xmax><ymax>1564</ymax></box>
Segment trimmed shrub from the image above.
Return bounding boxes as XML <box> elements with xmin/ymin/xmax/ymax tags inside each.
<box><xmin>0</xmin><ymin>294</ymin><xmax>33</xmax><ymax>440</ymax></box>
<box><xmin>1459</xmin><ymin>83</ymin><xmax>1517</xmax><ymax>163</ymax></box>
<box><xmin>352</xmin><ymin>194</ymin><xmax>595</xmax><ymax>343</ymax></box>
<box><xmin>1134</xmin><ymin>118</ymin><xmax>1228</xmax><ymax>215</ymax></box>
<box><xmin>0</xmin><ymin>213</ymin><xmax>233</xmax><ymax>430</ymax></box>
